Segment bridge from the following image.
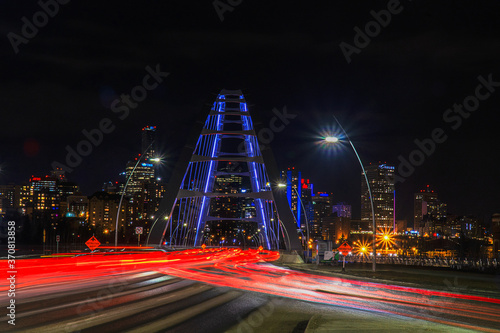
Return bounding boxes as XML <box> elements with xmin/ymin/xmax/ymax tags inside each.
<box><xmin>148</xmin><ymin>89</ymin><xmax>301</xmax><ymax>251</ymax></box>
<box><xmin>2</xmin><ymin>90</ymin><xmax>499</xmax><ymax>332</ymax></box>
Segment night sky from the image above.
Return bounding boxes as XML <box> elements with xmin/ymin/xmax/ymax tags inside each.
<box><xmin>1</xmin><ymin>1</ymin><xmax>499</xmax><ymax>224</ymax></box>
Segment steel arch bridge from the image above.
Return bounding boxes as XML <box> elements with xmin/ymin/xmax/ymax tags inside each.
<box><xmin>148</xmin><ymin>89</ymin><xmax>301</xmax><ymax>251</ymax></box>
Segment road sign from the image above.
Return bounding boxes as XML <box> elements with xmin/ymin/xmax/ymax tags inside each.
<box><xmin>135</xmin><ymin>227</ymin><xmax>143</xmax><ymax>235</ymax></box>
<box><xmin>201</xmin><ymin>244</ymin><xmax>206</xmax><ymax>250</ymax></box>
<box><xmin>337</xmin><ymin>242</ymin><xmax>352</xmax><ymax>255</ymax></box>
<box><xmin>85</xmin><ymin>236</ymin><xmax>101</xmax><ymax>251</ymax></box>
<box><xmin>56</xmin><ymin>235</ymin><xmax>60</xmax><ymax>242</ymax></box>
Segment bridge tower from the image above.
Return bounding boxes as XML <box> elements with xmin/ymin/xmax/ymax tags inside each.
<box><xmin>149</xmin><ymin>90</ymin><xmax>293</xmax><ymax>250</ymax></box>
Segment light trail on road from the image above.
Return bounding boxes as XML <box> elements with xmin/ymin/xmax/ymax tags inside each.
<box><xmin>2</xmin><ymin>248</ymin><xmax>499</xmax><ymax>332</ymax></box>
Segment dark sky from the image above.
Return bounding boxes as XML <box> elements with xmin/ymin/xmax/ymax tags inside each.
<box><xmin>1</xmin><ymin>1</ymin><xmax>499</xmax><ymax>224</ymax></box>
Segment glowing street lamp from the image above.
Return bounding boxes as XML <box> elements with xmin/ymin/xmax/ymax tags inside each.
<box><xmin>323</xmin><ymin>116</ymin><xmax>377</xmax><ymax>272</ymax></box>
<box><xmin>324</xmin><ymin>136</ymin><xmax>339</xmax><ymax>143</ymax></box>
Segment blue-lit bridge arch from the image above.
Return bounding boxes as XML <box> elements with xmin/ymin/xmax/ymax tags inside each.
<box><xmin>148</xmin><ymin>89</ymin><xmax>301</xmax><ymax>250</ymax></box>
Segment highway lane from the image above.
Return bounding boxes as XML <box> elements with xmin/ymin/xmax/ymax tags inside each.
<box><xmin>1</xmin><ymin>248</ymin><xmax>499</xmax><ymax>332</ymax></box>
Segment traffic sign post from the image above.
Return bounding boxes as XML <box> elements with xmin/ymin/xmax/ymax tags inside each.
<box><xmin>56</xmin><ymin>235</ymin><xmax>60</xmax><ymax>254</ymax></box>
<box><xmin>337</xmin><ymin>242</ymin><xmax>352</xmax><ymax>272</ymax></box>
<box><xmin>85</xmin><ymin>236</ymin><xmax>101</xmax><ymax>252</ymax></box>
<box><xmin>135</xmin><ymin>227</ymin><xmax>143</xmax><ymax>246</ymax></box>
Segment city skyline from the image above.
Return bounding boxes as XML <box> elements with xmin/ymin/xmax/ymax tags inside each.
<box><xmin>2</xmin><ymin>3</ymin><xmax>499</xmax><ymax>331</ymax></box>
<box><xmin>1</xmin><ymin>1</ymin><xmax>499</xmax><ymax>225</ymax></box>
<box><xmin>1</xmin><ymin>134</ymin><xmax>493</xmax><ymax>230</ymax></box>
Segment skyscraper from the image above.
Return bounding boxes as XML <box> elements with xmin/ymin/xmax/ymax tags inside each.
<box><xmin>141</xmin><ymin>125</ymin><xmax>156</xmax><ymax>158</ymax></box>
<box><xmin>414</xmin><ymin>185</ymin><xmax>447</xmax><ymax>235</ymax></box>
<box><xmin>123</xmin><ymin>126</ymin><xmax>163</xmax><ymax>234</ymax></box>
<box><xmin>282</xmin><ymin>167</ymin><xmax>301</xmax><ymax>228</ymax></box>
<box><xmin>281</xmin><ymin>167</ymin><xmax>314</xmax><ymax>231</ymax></box>
<box><xmin>361</xmin><ymin>163</ymin><xmax>395</xmax><ymax>230</ymax></box>
<box><xmin>312</xmin><ymin>192</ymin><xmax>332</xmax><ymax>239</ymax></box>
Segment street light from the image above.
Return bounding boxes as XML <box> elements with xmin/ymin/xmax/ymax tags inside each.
<box><xmin>324</xmin><ymin>116</ymin><xmax>377</xmax><ymax>272</ymax></box>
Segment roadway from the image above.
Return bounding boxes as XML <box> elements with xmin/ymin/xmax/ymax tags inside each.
<box><xmin>1</xmin><ymin>248</ymin><xmax>499</xmax><ymax>332</ymax></box>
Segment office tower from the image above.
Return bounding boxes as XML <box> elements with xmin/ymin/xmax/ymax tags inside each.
<box><xmin>125</xmin><ymin>158</ymin><xmax>155</xmax><ymax>195</ymax></box>
<box><xmin>414</xmin><ymin>185</ymin><xmax>447</xmax><ymax>235</ymax></box>
<box><xmin>361</xmin><ymin>163</ymin><xmax>395</xmax><ymax>230</ymax></box>
<box><xmin>282</xmin><ymin>167</ymin><xmax>302</xmax><ymax>228</ymax></box>
<box><xmin>142</xmin><ymin>125</ymin><xmax>156</xmax><ymax>158</ymax></box>
<box><xmin>0</xmin><ymin>184</ymin><xmax>16</xmax><ymax>215</ymax></box>
<box><xmin>29</xmin><ymin>175</ymin><xmax>60</xmax><ymax>219</ymax></box>
<box><xmin>122</xmin><ymin>126</ymin><xmax>163</xmax><ymax>234</ymax></box>
<box><xmin>313</xmin><ymin>192</ymin><xmax>332</xmax><ymax>240</ymax></box>
<box><xmin>281</xmin><ymin>167</ymin><xmax>314</xmax><ymax>232</ymax></box>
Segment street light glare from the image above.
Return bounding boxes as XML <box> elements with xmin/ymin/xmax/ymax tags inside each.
<box><xmin>325</xmin><ymin>136</ymin><xmax>339</xmax><ymax>143</ymax></box>
<box><xmin>277</xmin><ymin>183</ymin><xmax>286</xmax><ymax>188</ymax></box>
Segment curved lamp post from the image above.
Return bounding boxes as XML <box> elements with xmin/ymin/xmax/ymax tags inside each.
<box><xmin>324</xmin><ymin>116</ymin><xmax>377</xmax><ymax>272</ymax></box>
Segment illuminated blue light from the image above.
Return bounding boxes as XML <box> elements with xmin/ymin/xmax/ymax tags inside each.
<box><xmin>379</xmin><ymin>164</ymin><xmax>395</xmax><ymax>170</ymax></box>
<box><xmin>141</xmin><ymin>163</ymin><xmax>153</xmax><ymax>167</ymax></box>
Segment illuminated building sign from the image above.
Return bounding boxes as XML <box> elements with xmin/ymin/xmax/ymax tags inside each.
<box><xmin>141</xmin><ymin>163</ymin><xmax>153</xmax><ymax>167</ymax></box>
<box><xmin>378</xmin><ymin>164</ymin><xmax>395</xmax><ymax>170</ymax></box>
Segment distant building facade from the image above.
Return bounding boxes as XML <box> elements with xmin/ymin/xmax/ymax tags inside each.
<box><xmin>414</xmin><ymin>185</ymin><xmax>447</xmax><ymax>236</ymax></box>
<box><xmin>361</xmin><ymin>163</ymin><xmax>395</xmax><ymax>230</ymax></box>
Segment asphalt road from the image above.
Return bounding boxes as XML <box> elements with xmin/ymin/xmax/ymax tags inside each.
<box><xmin>1</xmin><ymin>248</ymin><xmax>499</xmax><ymax>332</ymax></box>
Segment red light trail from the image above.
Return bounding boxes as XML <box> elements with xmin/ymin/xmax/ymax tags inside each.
<box><xmin>1</xmin><ymin>248</ymin><xmax>499</xmax><ymax>332</ymax></box>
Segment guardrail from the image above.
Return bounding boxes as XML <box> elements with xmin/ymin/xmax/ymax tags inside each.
<box><xmin>347</xmin><ymin>255</ymin><xmax>499</xmax><ymax>271</ymax></box>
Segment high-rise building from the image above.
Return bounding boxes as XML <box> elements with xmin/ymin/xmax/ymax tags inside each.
<box><xmin>312</xmin><ymin>192</ymin><xmax>332</xmax><ymax>239</ymax></box>
<box><xmin>122</xmin><ymin>126</ymin><xmax>164</xmax><ymax>233</ymax></box>
<box><xmin>281</xmin><ymin>167</ymin><xmax>314</xmax><ymax>231</ymax></box>
<box><xmin>125</xmin><ymin>158</ymin><xmax>156</xmax><ymax>195</ymax></box>
<box><xmin>282</xmin><ymin>167</ymin><xmax>301</xmax><ymax>228</ymax></box>
<box><xmin>361</xmin><ymin>163</ymin><xmax>395</xmax><ymax>230</ymax></box>
<box><xmin>28</xmin><ymin>175</ymin><xmax>60</xmax><ymax>220</ymax></box>
<box><xmin>142</xmin><ymin>125</ymin><xmax>156</xmax><ymax>158</ymax></box>
<box><xmin>88</xmin><ymin>192</ymin><xmax>127</xmax><ymax>232</ymax></box>
<box><xmin>414</xmin><ymin>185</ymin><xmax>447</xmax><ymax>235</ymax></box>
<box><xmin>0</xmin><ymin>184</ymin><xmax>16</xmax><ymax>215</ymax></box>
